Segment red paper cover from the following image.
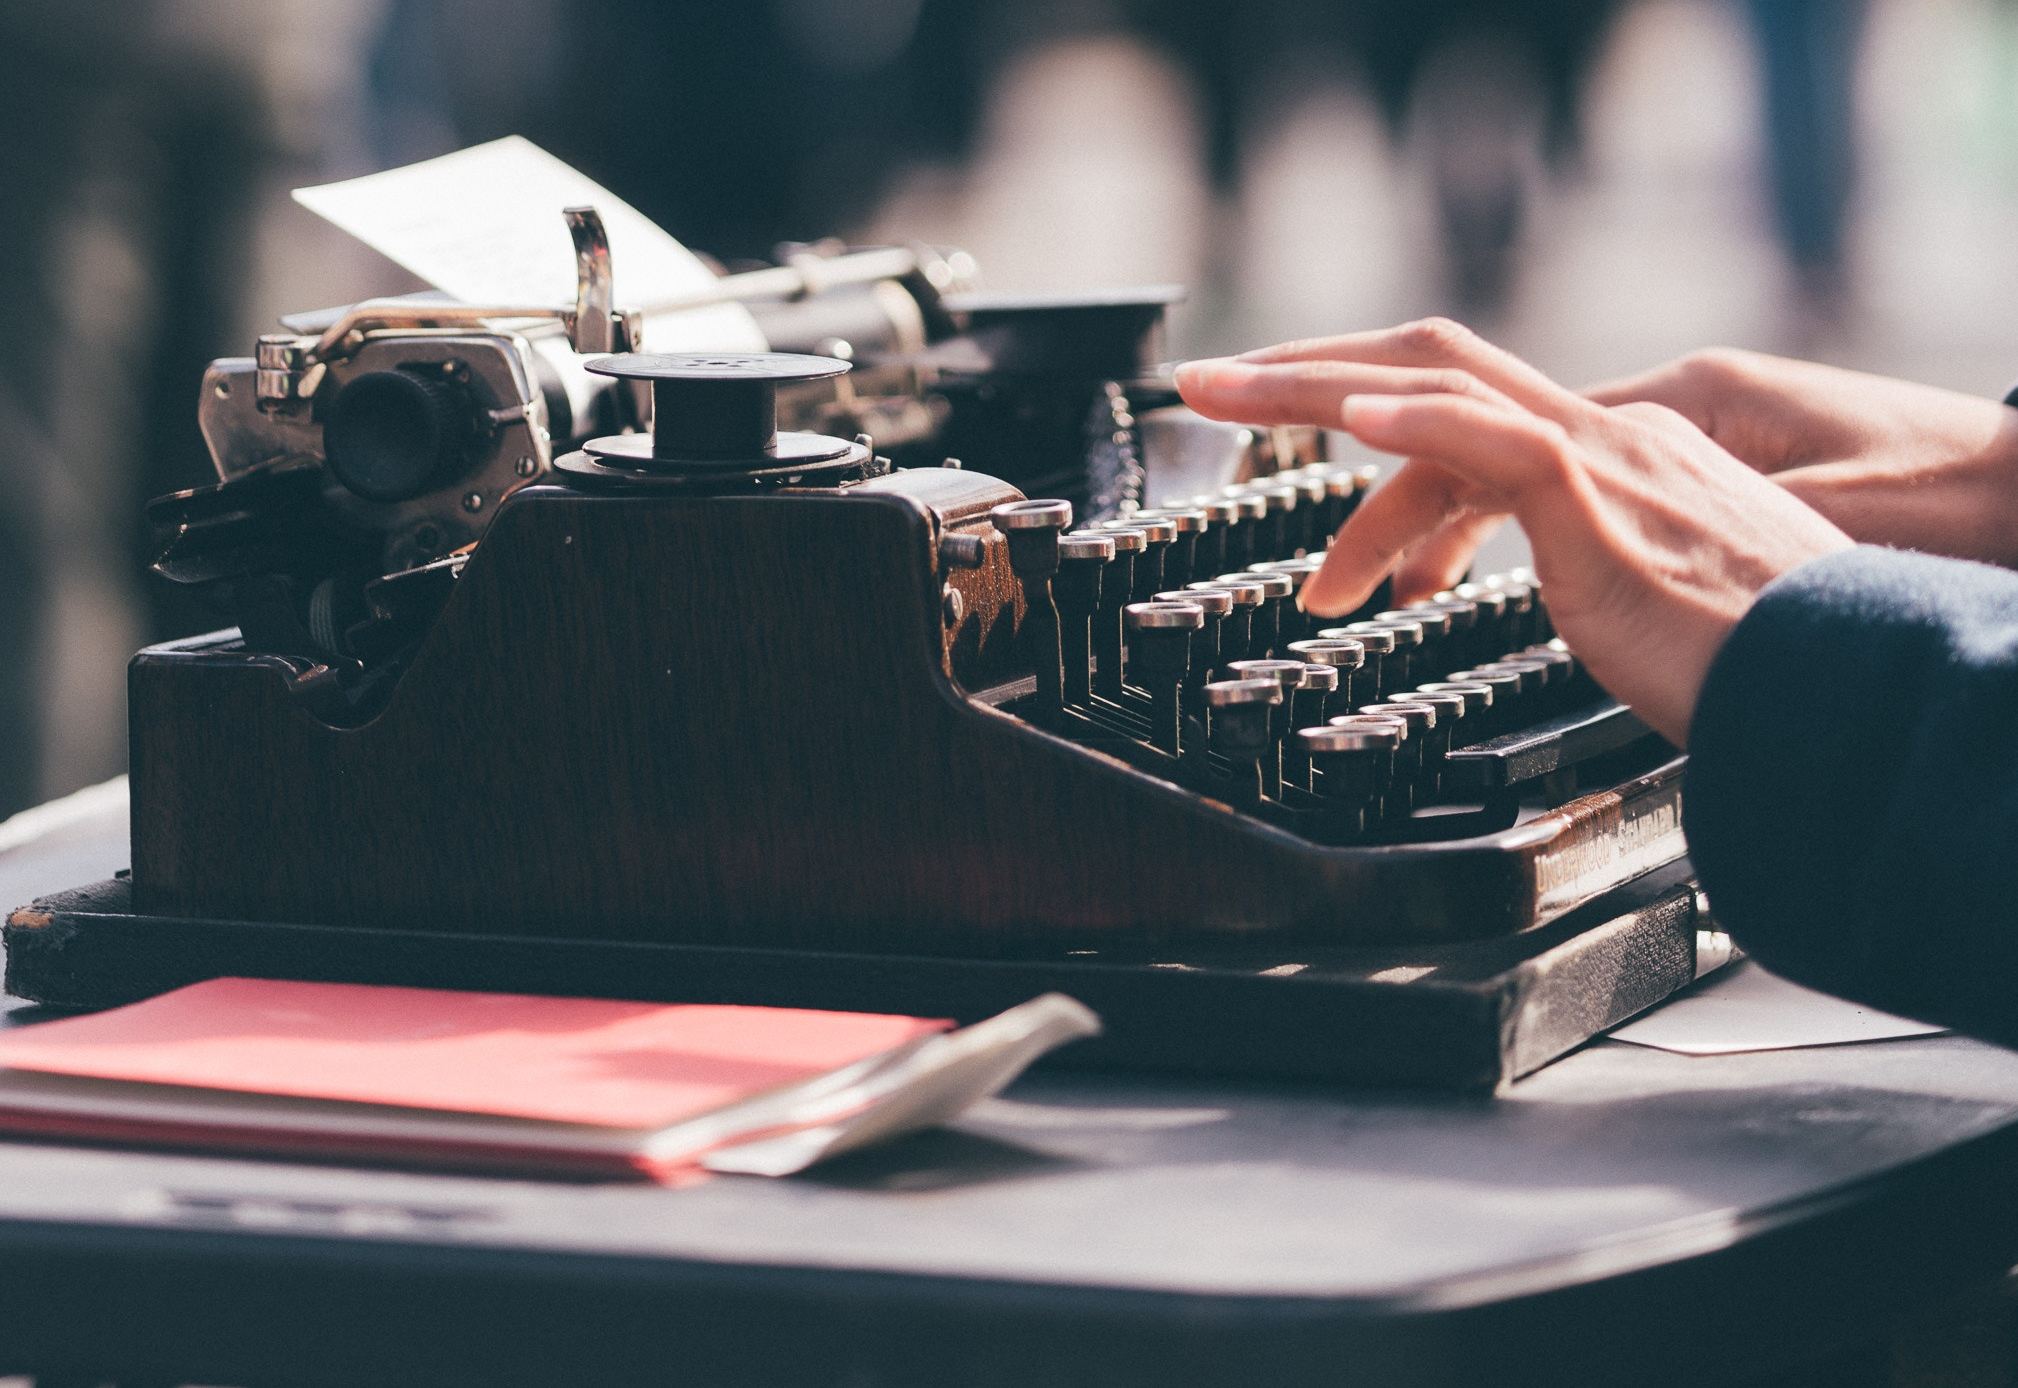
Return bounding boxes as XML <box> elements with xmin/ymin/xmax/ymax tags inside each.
<box><xmin>0</xmin><ymin>978</ymin><xmax>948</xmax><ymax>1129</ymax></box>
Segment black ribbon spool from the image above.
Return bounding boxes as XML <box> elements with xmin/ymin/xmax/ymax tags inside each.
<box><xmin>556</xmin><ymin>352</ymin><xmax>868</xmax><ymax>488</ymax></box>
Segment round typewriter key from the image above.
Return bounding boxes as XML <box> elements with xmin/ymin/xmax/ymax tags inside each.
<box><xmin>1117</xmin><ymin>515</ymin><xmax>1176</xmax><ymax>545</ymax></box>
<box><xmin>1393</xmin><ymin>688</ymin><xmax>1467</xmax><ymax>784</ymax></box>
<box><xmin>1163</xmin><ymin>586</ymin><xmax>1232</xmax><ymax>682</ymax></box>
<box><xmin>1320</xmin><ymin>621</ymin><xmax>1395</xmax><ymax>700</ymax></box>
<box><xmin>1219</xmin><ymin>571</ymin><xmax>1294</xmax><ymax>601</ymax></box>
<box><xmin>1383</xmin><ymin>607</ymin><xmax>1450</xmax><ymax>641</ymax></box>
<box><xmin>1417</xmin><ymin>680</ymin><xmax>1495</xmax><ymax>743</ymax></box>
<box><xmin>1208</xmin><ymin>576</ymin><xmax>1265</xmax><ymax>606</ymax></box>
<box><xmin>1225</xmin><ymin>658</ymin><xmax>1307</xmax><ymax>694</ymax></box>
<box><xmin>1205</xmin><ymin>676</ymin><xmax>1284</xmax><ymax>706</ymax></box>
<box><xmin>1360</xmin><ymin>700</ymin><xmax>1437</xmax><ymax>809</ymax></box>
<box><xmin>1226</xmin><ymin>657</ymin><xmax>1305</xmax><ymax>796</ymax></box>
<box><xmin>1361</xmin><ymin>617</ymin><xmax>1424</xmax><ymax>693</ymax></box>
<box><xmin>1394</xmin><ymin>688</ymin><xmax>1466</xmax><ymax>730</ymax></box>
<box><xmin>1454</xmin><ymin>582</ymin><xmax>1506</xmax><ymax>619</ymax></box>
<box><xmin>1471</xmin><ymin>658</ymin><xmax>1547</xmax><ymax>700</ymax></box>
<box><xmin>1220</xmin><ymin>570</ymin><xmax>1294</xmax><ymax>658</ymax></box>
<box><xmin>1058</xmin><ymin>531</ymin><xmax>1115</xmax><ymax>560</ymax></box>
<box><xmin>1125</xmin><ymin>600</ymin><xmax>1204</xmax><ymax>630</ymax></box>
<box><xmin>1283</xmin><ymin>662</ymin><xmax>1339</xmax><ymax>789</ymax></box>
<box><xmin>1323</xmin><ymin>714</ymin><xmax>1404</xmax><ymax>823</ymax></box>
<box><xmin>1056</xmin><ymin>533</ymin><xmax>1116</xmax><ymax>705</ymax></box>
<box><xmin>1367</xmin><ymin>616</ymin><xmax>1425</xmax><ymax>647</ymax></box>
<box><xmin>1487</xmin><ymin>574</ymin><xmax>1538</xmax><ymax>643</ymax></box>
<box><xmin>1137</xmin><ymin>506</ymin><xmax>1208</xmax><ymax>585</ymax></box>
<box><xmin>990</xmin><ymin>498</ymin><xmax>1074</xmax><ymax>532</ymax></box>
<box><xmin>1301</xmin><ymin>720</ymin><xmax>1402</xmax><ymax>829</ymax></box>
<box><xmin>1161</xmin><ymin>587</ymin><xmax>1228</xmax><ymax>613</ymax></box>
<box><xmin>1449</xmin><ymin>668</ymin><xmax>1522</xmax><ymax>733</ymax></box>
<box><xmin>1287</xmin><ymin>636</ymin><xmax>1367</xmax><ymax>715</ymax></box>
<box><xmin>1317</xmin><ymin>467</ymin><xmax>1357</xmax><ymax>537</ymax></box>
<box><xmin>1201</xmin><ymin>575</ymin><xmax>1263</xmax><ymax>663</ymax></box>
<box><xmin>1110</xmin><ymin>517</ymin><xmax>1175</xmax><ymax>600</ymax></box>
<box><xmin>1205</xmin><ymin>677</ymin><xmax>1284</xmax><ymax>802</ymax></box>
<box><xmin>1100</xmin><ymin>524</ymin><xmax>1148</xmax><ymax>553</ymax></box>
<box><xmin>1287</xmin><ymin>637</ymin><xmax>1366</xmax><ymax>668</ymax></box>
<box><xmin>1328</xmin><ymin>622</ymin><xmax>1396</xmax><ymax>651</ymax></box>
<box><xmin>1186</xmin><ymin>497</ymin><xmax>1236</xmax><ymax>575</ymax></box>
<box><xmin>1141</xmin><ymin>507</ymin><xmax>1207</xmax><ymax>533</ymax></box>
<box><xmin>1127</xmin><ymin>601</ymin><xmax>1205</xmax><ymax>753</ymax></box>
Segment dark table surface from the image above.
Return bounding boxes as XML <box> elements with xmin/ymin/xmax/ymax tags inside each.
<box><xmin>1</xmin><ymin>782</ymin><xmax>2016</xmax><ymax>1387</ymax></box>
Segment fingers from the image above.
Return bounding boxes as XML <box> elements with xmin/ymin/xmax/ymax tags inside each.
<box><xmin>1301</xmin><ymin>392</ymin><xmax>1577</xmax><ymax>617</ymax></box>
<box><xmin>1231</xmin><ymin>317</ymin><xmax>1584</xmax><ymax>418</ymax></box>
<box><xmin>1174</xmin><ymin>358</ymin><xmax>1506</xmax><ymax>429</ymax></box>
<box><xmin>1390</xmin><ymin>510</ymin><xmax>1510</xmax><ymax>603</ymax></box>
<box><xmin>1301</xmin><ymin>460</ymin><xmax>1471</xmax><ymax>617</ymax></box>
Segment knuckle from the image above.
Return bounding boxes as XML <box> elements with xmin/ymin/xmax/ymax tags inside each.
<box><xmin>1526</xmin><ymin>420</ymin><xmax>1581</xmax><ymax>485</ymax></box>
<box><xmin>1615</xmin><ymin>400</ymin><xmax>1688</xmax><ymax>431</ymax></box>
<box><xmin>1679</xmin><ymin>346</ymin><xmax>1757</xmax><ymax>389</ymax></box>
<box><xmin>1427</xmin><ymin>367</ymin><xmax>1484</xmax><ymax>398</ymax></box>
<box><xmin>1399</xmin><ymin>316</ymin><xmax>1477</xmax><ymax>358</ymax></box>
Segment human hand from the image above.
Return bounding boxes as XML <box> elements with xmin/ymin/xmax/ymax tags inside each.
<box><xmin>1175</xmin><ymin>320</ymin><xmax>1854</xmax><ymax>742</ymax></box>
<box><xmin>1586</xmin><ymin>349</ymin><xmax>2018</xmax><ymax>567</ymax></box>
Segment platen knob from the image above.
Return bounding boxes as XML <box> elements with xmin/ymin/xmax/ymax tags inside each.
<box><xmin>323</xmin><ymin>368</ymin><xmax>466</xmax><ymax>503</ymax></box>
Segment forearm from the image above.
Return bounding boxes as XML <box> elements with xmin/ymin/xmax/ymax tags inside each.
<box><xmin>1686</xmin><ymin>547</ymin><xmax>2018</xmax><ymax>1042</ymax></box>
<box><xmin>1779</xmin><ymin>432</ymin><xmax>2018</xmax><ymax>569</ymax></box>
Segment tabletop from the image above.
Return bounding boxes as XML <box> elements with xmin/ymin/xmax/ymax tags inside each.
<box><xmin>0</xmin><ymin>781</ymin><xmax>2015</xmax><ymax>1387</ymax></box>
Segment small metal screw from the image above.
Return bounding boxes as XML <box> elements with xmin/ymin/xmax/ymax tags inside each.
<box><xmin>514</xmin><ymin>455</ymin><xmax>538</xmax><ymax>478</ymax></box>
<box><xmin>461</xmin><ymin>491</ymin><xmax>484</xmax><ymax>512</ymax></box>
<box><xmin>942</xmin><ymin>585</ymin><xmax>966</xmax><ymax>626</ymax></box>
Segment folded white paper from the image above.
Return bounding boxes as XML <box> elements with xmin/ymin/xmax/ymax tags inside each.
<box><xmin>703</xmin><ymin>993</ymin><xmax>1103</xmax><ymax>1176</ymax></box>
<box><xmin>1608</xmin><ymin>960</ymin><xmax>1946</xmax><ymax>1055</ymax></box>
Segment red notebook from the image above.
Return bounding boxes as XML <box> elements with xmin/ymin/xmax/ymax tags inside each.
<box><xmin>0</xmin><ymin>978</ymin><xmax>950</xmax><ymax>1179</ymax></box>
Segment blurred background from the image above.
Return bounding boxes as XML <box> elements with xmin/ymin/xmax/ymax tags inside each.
<box><xmin>2</xmin><ymin>0</ymin><xmax>2017</xmax><ymax>818</ymax></box>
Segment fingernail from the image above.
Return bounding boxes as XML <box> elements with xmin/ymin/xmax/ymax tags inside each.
<box><xmin>1175</xmin><ymin>357</ymin><xmax>1256</xmax><ymax>394</ymax></box>
<box><xmin>1300</xmin><ymin>572</ymin><xmax>1367</xmax><ymax>620</ymax></box>
<box><xmin>1340</xmin><ymin>394</ymin><xmax>1401</xmax><ymax>431</ymax></box>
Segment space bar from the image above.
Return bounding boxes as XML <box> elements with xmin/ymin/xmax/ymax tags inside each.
<box><xmin>1440</xmin><ymin>700</ymin><xmax>1660</xmax><ymax>792</ymax></box>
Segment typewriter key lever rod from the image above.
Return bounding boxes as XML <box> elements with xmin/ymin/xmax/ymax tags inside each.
<box><xmin>991</xmin><ymin>498</ymin><xmax>1076</xmax><ymax>720</ymax></box>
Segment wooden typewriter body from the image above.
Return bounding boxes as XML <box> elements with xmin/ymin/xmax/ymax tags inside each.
<box><xmin>118</xmin><ymin>464</ymin><xmax>1684</xmax><ymax>953</ymax></box>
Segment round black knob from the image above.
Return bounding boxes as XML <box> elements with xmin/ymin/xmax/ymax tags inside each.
<box><xmin>584</xmin><ymin>352</ymin><xmax>851</xmax><ymax>465</ymax></box>
<box><xmin>323</xmin><ymin>368</ymin><xmax>464</xmax><ymax>503</ymax></box>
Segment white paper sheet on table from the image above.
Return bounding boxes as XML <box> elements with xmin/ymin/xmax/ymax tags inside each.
<box><xmin>1608</xmin><ymin>959</ymin><xmax>1947</xmax><ymax>1055</ymax></box>
<box><xmin>292</xmin><ymin>135</ymin><xmax>765</xmax><ymax>351</ymax></box>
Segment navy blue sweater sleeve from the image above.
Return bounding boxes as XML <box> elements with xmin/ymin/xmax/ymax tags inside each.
<box><xmin>1686</xmin><ymin>546</ymin><xmax>2018</xmax><ymax>1044</ymax></box>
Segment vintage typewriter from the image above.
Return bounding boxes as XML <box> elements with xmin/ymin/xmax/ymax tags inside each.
<box><xmin>5</xmin><ymin>205</ymin><xmax>1715</xmax><ymax>1090</ymax></box>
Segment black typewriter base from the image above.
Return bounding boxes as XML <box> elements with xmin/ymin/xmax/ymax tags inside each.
<box><xmin>5</xmin><ymin>865</ymin><xmax>1715</xmax><ymax>1091</ymax></box>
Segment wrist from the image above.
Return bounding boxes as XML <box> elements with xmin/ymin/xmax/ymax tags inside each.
<box><xmin>1968</xmin><ymin>400</ymin><xmax>2018</xmax><ymax>567</ymax></box>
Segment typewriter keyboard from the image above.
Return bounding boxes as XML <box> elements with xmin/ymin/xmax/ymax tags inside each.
<box><xmin>986</xmin><ymin>465</ymin><xmax>1661</xmax><ymax>847</ymax></box>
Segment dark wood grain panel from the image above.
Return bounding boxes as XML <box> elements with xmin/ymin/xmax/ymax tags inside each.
<box><xmin>127</xmin><ymin>469</ymin><xmax>1683</xmax><ymax>954</ymax></box>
